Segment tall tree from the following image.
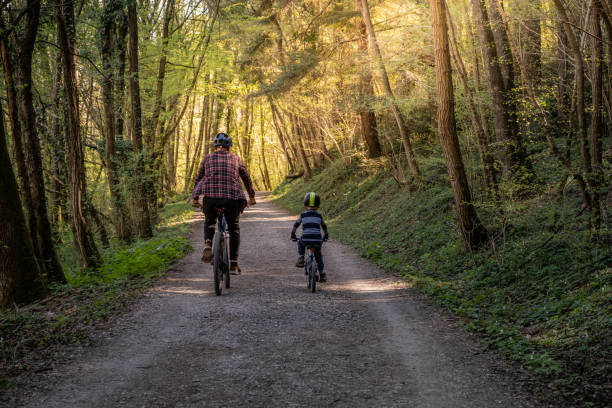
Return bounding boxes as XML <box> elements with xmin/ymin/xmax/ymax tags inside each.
<box><xmin>431</xmin><ymin>0</ymin><xmax>487</xmax><ymax>248</ymax></box>
<box><xmin>0</xmin><ymin>1</ymin><xmax>66</xmax><ymax>283</ymax></box>
<box><xmin>358</xmin><ymin>0</ymin><xmax>419</xmax><ymax>177</ymax></box>
<box><xmin>0</xmin><ymin>107</ymin><xmax>47</xmax><ymax>307</ymax></box>
<box><xmin>55</xmin><ymin>0</ymin><xmax>101</xmax><ymax>268</ymax></box>
<box><xmin>128</xmin><ymin>0</ymin><xmax>153</xmax><ymax>238</ymax></box>
<box><xmin>355</xmin><ymin>0</ymin><xmax>381</xmax><ymax>158</ymax></box>
<box><xmin>470</xmin><ymin>0</ymin><xmax>529</xmax><ymax>180</ymax></box>
<box><xmin>101</xmin><ymin>0</ymin><xmax>132</xmax><ymax>242</ymax></box>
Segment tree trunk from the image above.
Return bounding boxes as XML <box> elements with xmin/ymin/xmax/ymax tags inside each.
<box><xmin>128</xmin><ymin>0</ymin><xmax>153</xmax><ymax>238</ymax></box>
<box><xmin>354</xmin><ymin>2</ymin><xmax>382</xmax><ymax>158</ymax></box>
<box><xmin>269</xmin><ymin>99</ymin><xmax>296</xmax><ymax>173</ymax></box>
<box><xmin>182</xmin><ymin>97</ymin><xmax>196</xmax><ymax>192</ymax></box>
<box><xmin>431</xmin><ymin>0</ymin><xmax>487</xmax><ymax>249</ymax></box>
<box><xmin>358</xmin><ymin>0</ymin><xmax>419</xmax><ymax>177</ymax></box>
<box><xmin>101</xmin><ymin>0</ymin><xmax>132</xmax><ymax>243</ymax></box>
<box><xmin>147</xmin><ymin>0</ymin><xmax>174</xmax><ymax>146</ymax></box>
<box><xmin>446</xmin><ymin>5</ymin><xmax>497</xmax><ymax>192</ymax></box>
<box><xmin>470</xmin><ymin>0</ymin><xmax>520</xmax><ymax>179</ymax></box>
<box><xmin>56</xmin><ymin>0</ymin><xmax>101</xmax><ymax>268</ymax></box>
<box><xmin>2</xmin><ymin>1</ymin><xmax>66</xmax><ymax>282</ymax></box>
<box><xmin>589</xmin><ymin>1</ymin><xmax>604</xmax><ymax>232</ymax></box>
<box><xmin>0</xmin><ymin>107</ymin><xmax>47</xmax><ymax>307</ymax></box>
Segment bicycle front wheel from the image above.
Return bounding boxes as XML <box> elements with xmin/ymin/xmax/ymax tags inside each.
<box><xmin>213</xmin><ymin>232</ymin><xmax>223</xmax><ymax>296</ymax></box>
<box><xmin>309</xmin><ymin>262</ymin><xmax>317</xmax><ymax>293</ymax></box>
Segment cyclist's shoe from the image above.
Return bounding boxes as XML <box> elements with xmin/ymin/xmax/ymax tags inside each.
<box><xmin>230</xmin><ymin>262</ymin><xmax>241</xmax><ymax>275</ymax></box>
<box><xmin>295</xmin><ymin>255</ymin><xmax>305</xmax><ymax>268</ymax></box>
<box><xmin>319</xmin><ymin>272</ymin><xmax>327</xmax><ymax>282</ymax></box>
<box><xmin>201</xmin><ymin>240</ymin><xmax>213</xmax><ymax>262</ymax></box>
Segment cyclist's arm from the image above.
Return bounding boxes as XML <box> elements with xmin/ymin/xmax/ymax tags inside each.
<box><xmin>321</xmin><ymin>218</ymin><xmax>329</xmax><ymax>240</ymax></box>
<box><xmin>291</xmin><ymin>216</ymin><xmax>302</xmax><ymax>239</ymax></box>
<box><xmin>238</xmin><ymin>160</ymin><xmax>256</xmax><ymax>199</ymax></box>
<box><xmin>191</xmin><ymin>156</ymin><xmax>208</xmax><ymax>198</ymax></box>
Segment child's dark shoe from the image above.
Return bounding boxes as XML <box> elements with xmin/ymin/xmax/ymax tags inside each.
<box><xmin>295</xmin><ymin>255</ymin><xmax>305</xmax><ymax>267</ymax></box>
<box><xmin>319</xmin><ymin>272</ymin><xmax>327</xmax><ymax>282</ymax></box>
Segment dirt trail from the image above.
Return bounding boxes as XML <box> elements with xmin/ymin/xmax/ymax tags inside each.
<box><xmin>11</xmin><ymin>195</ymin><xmax>543</xmax><ymax>407</ymax></box>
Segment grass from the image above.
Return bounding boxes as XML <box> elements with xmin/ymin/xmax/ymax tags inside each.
<box><xmin>273</xmin><ymin>152</ymin><xmax>611</xmax><ymax>406</ymax></box>
<box><xmin>0</xmin><ymin>195</ymin><xmax>194</xmax><ymax>387</ymax></box>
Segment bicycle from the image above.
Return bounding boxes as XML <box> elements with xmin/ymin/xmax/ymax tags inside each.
<box><xmin>292</xmin><ymin>237</ymin><xmax>321</xmax><ymax>293</ymax></box>
<box><xmin>212</xmin><ymin>208</ymin><xmax>230</xmax><ymax>296</ymax></box>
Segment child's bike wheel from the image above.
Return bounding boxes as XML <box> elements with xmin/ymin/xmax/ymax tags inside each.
<box><xmin>309</xmin><ymin>263</ymin><xmax>317</xmax><ymax>293</ymax></box>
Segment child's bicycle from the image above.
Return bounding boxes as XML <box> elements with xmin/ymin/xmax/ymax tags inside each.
<box><xmin>292</xmin><ymin>238</ymin><xmax>321</xmax><ymax>293</ymax></box>
<box><xmin>212</xmin><ymin>208</ymin><xmax>230</xmax><ymax>296</ymax></box>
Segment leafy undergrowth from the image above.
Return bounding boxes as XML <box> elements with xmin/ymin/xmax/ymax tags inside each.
<box><xmin>0</xmin><ymin>195</ymin><xmax>193</xmax><ymax>389</ymax></box>
<box><xmin>274</xmin><ymin>153</ymin><xmax>611</xmax><ymax>407</ymax></box>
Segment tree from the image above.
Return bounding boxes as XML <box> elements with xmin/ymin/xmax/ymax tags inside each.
<box><xmin>127</xmin><ymin>0</ymin><xmax>153</xmax><ymax>238</ymax></box>
<box><xmin>431</xmin><ymin>0</ymin><xmax>487</xmax><ymax>249</ymax></box>
<box><xmin>0</xmin><ymin>107</ymin><xmax>47</xmax><ymax>307</ymax></box>
<box><xmin>354</xmin><ymin>0</ymin><xmax>381</xmax><ymax>158</ymax></box>
<box><xmin>358</xmin><ymin>0</ymin><xmax>419</xmax><ymax>177</ymax></box>
<box><xmin>0</xmin><ymin>1</ymin><xmax>66</xmax><ymax>283</ymax></box>
<box><xmin>101</xmin><ymin>0</ymin><xmax>132</xmax><ymax>243</ymax></box>
<box><xmin>55</xmin><ymin>0</ymin><xmax>101</xmax><ymax>268</ymax></box>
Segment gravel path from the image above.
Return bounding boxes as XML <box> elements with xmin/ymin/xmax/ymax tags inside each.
<box><xmin>12</xmin><ymin>195</ymin><xmax>543</xmax><ymax>407</ymax></box>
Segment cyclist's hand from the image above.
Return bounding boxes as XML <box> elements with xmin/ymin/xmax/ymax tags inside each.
<box><xmin>248</xmin><ymin>197</ymin><xmax>256</xmax><ymax>206</ymax></box>
<box><xmin>192</xmin><ymin>198</ymin><xmax>201</xmax><ymax>209</ymax></box>
<box><xmin>323</xmin><ymin>236</ymin><xmax>329</xmax><ymax>242</ymax></box>
<box><xmin>291</xmin><ymin>236</ymin><xmax>298</xmax><ymax>242</ymax></box>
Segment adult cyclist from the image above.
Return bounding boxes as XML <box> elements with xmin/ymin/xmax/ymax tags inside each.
<box><xmin>191</xmin><ymin>132</ymin><xmax>256</xmax><ymax>275</ymax></box>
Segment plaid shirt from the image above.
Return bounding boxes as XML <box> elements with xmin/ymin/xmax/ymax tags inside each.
<box><xmin>191</xmin><ymin>150</ymin><xmax>255</xmax><ymax>202</ymax></box>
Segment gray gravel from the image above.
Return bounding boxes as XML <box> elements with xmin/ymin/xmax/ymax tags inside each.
<box><xmin>11</xmin><ymin>195</ymin><xmax>544</xmax><ymax>407</ymax></box>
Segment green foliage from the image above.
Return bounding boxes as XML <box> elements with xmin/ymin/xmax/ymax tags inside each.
<box><xmin>273</xmin><ymin>153</ymin><xmax>611</xmax><ymax>404</ymax></box>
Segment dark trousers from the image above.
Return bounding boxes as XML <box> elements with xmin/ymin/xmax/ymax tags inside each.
<box><xmin>298</xmin><ymin>238</ymin><xmax>324</xmax><ymax>272</ymax></box>
<box><xmin>202</xmin><ymin>198</ymin><xmax>242</xmax><ymax>261</ymax></box>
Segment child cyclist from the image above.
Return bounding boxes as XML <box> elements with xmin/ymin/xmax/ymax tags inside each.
<box><xmin>291</xmin><ymin>192</ymin><xmax>329</xmax><ymax>282</ymax></box>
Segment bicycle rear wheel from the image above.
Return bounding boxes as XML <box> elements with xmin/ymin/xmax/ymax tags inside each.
<box><xmin>213</xmin><ymin>232</ymin><xmax>223</xmax><ymax>296</ymax></box>
<box><xmin>223</xmin><ymin>235</ymin><xmax>230</xmax><ymax>289</ymax></box>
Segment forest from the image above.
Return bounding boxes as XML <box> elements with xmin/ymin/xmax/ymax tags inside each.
<box><xmin>0</xmin><ymin>0</ymin><xmax>610</xmax><ymax>404</ymax></box>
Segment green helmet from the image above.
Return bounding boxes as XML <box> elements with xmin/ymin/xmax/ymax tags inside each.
<box><xmin>303</xmin><ymin>192</ymin><xmax>320</xmax><ymax>208</ymax></box>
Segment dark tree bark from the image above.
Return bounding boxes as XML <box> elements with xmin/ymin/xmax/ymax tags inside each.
<box><xmin>470</xmin><ymin>0</ymin><xmax>530</xmax><ymax>180</ymax></box>
<box><xmin>431</xmin><ymin>0</ymin><xmax>487</xmax><ymax>249</ymax></box>
<box><xmin>589</xmin><ymin>0</ymin><xmax>604</xmax><ymax>232</ymax></box>
<box><xmin>128</xmin><ymin>0</ymin><xmax>153</xmax><ymax>238</ymax></box>
<box><xmin>0</xmin><ymin>107</ymin><xmax>47</xmax><ymax>308</ymax></box>
<box><xmin>354</xmin><ymin>0</ymin><xmax>381</xmax><ymax>158</ymax></box>
<box><xmin>447</xmin><ymin>6</ymin><xmax>497</xmax><ymax>192</ymax></box>
<box><xmin>269</xmin><ymin>99</ymin><xmax>296</xmax><ymax>173</ymax></box>
<box><xmin>115</xmin><ymin>8</ymin><xmax>128</xmax><ymax>141</ymax></box>
<box><xmin>359</xmin><ymin>0</ymin><xmax>419</xmax><ymax>177</ymax></box>
<box><xmin>1</xmin><ymin>1</ymin><xmax>66</xmax><ymax>282</ymax></box>
<box><xmin>147</xmin><ymin>0</ymin><xmax>174</xmax><ymax>146</ymax></box>
<box><xmin>101</xmin><ymin>0</ymin><xmax>132</xmax><ymax>242</ymax></box>
<box><xmin>56</xmin><ymin>0</ymin><xmax>101</xmax><ymax>268</ymax></box>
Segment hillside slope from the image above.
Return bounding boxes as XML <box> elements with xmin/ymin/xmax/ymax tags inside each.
<box><xmin>274</xmin><ymin>154</ymin><xmax>611</xmax><ymax>406</ymax></box>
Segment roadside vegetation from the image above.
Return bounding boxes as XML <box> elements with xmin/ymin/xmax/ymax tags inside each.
<box><xmin>274</xmin><ymin>151</ymin><xmax>611</xmax><ymax>406</ymax></box>
<box><xmin>0</xmin><ymin>196</ymin><xmax>193</xmax><ymax>389</ymax></box>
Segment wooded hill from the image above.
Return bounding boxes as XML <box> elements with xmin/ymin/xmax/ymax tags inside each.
<box><xmin>0</xmin><ymin>0</ymin><xmax>610</xmax><ymax>392</ymax></box>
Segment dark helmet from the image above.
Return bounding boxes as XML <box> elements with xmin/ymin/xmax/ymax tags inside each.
<box><xmin>303</xmin><ymin>192</ymin><xmax>320</xmax><ymax>208</ymax></box>
<box><xmin>213</xmin><ymin>132</ymin><xmax>233</xmax><ymax>148</ymax></box>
